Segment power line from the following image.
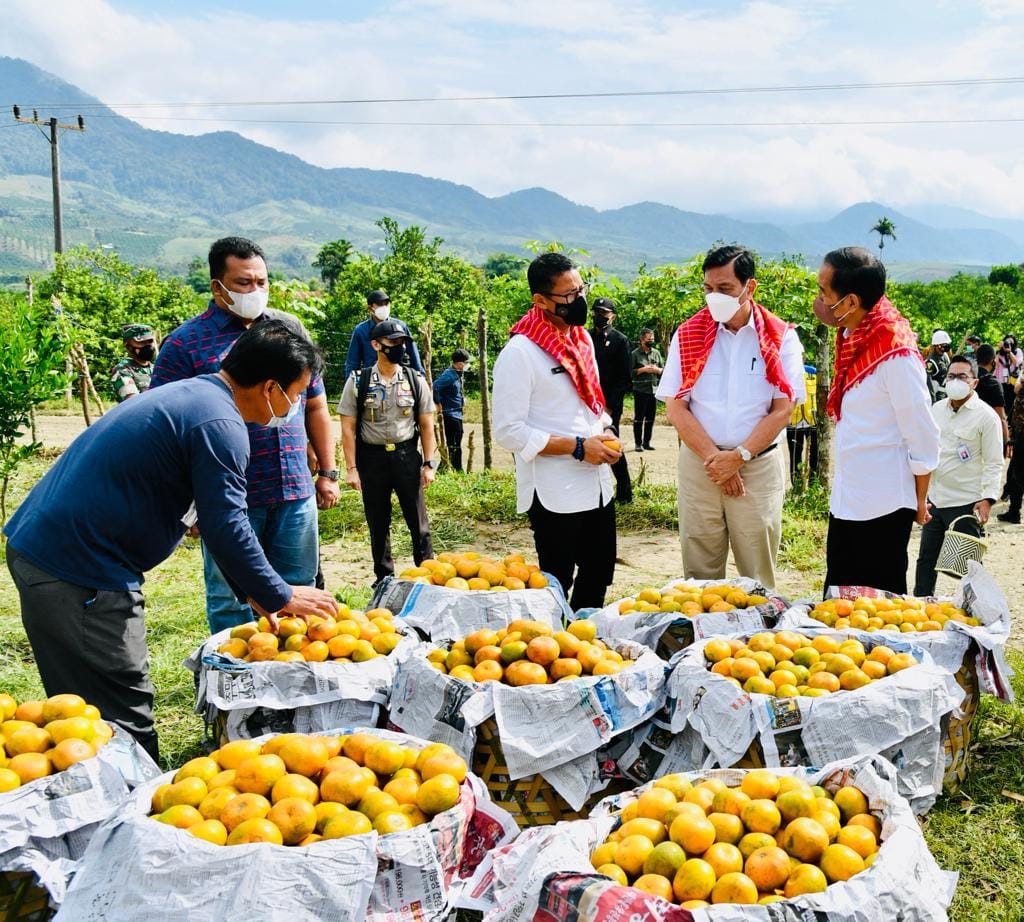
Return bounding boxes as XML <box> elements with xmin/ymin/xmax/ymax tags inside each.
<box><xmin>13</xmin><ymin>74</ymin><xmax>1024</xmax><ymax>110</ymax></box>
<box><xmin>65</xmin><ymin>112</ymin><xmax>1024</xmax><ymax>129</ymax></box>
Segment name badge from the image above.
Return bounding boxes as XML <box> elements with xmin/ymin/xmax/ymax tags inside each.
<box><xmin>551</xmin><ymin>366</ymin><xmax>567</xmax><ymax>375</ymax></box>
<box><xmin>957</xmin><ymin>443</ymin><xmax>971</xmax><ymax>462</ymax></box>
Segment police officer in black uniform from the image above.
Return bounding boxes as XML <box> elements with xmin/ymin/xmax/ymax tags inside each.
<box><xmin>338</xmin><ymin>320</ymin><xmax>437</xmax><ymax>584</ymax></box>
<box><xmin>591</xmin><ymin>297</ymin><xmax>633</xmax><ymax>503</ymax></box>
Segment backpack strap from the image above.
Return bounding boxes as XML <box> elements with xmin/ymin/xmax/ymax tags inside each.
<box><xmin>354</xmin><ymin>365</ymin><xmax>373</xmax><ymax>442</ymax></box>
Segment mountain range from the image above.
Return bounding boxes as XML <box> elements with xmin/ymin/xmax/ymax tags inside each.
<box><xmin>1</xmin><ymin>56</ymin><xmax>1022</xmax><ymax>281</ymax></box>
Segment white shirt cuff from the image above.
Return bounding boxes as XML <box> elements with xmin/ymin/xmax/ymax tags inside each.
<box><xmin>518</xmin><ymin>428</ymin><xmax>552</xmax><ymax>463</ymax></box>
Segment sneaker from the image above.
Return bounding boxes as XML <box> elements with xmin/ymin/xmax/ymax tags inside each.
<box><xmin>643</xmin><ymin>444</ymin><xmax>655</xmax><ymax>451</ymax></box>
<box><xmin>997</xmin><ymin>512</ymin><xmax>1021</xmax><ymax>524</ymax></box>
<box><xmin>634</xmin><ymin>445</ymin><xmax>644</xmax><ymax>452</ymax></box>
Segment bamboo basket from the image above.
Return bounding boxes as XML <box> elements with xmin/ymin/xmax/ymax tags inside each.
<box><xmin>0</xmin><ymin>872</ymin><xmax>52</xmax><ymax>921</ymax></box>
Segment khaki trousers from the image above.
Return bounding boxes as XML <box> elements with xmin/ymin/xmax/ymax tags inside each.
<box><xmin>676</xmin><ymin>445</ymin><xmax>785</xmax><ymax>588</ymax></box>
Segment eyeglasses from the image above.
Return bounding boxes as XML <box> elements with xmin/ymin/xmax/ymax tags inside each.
<box><xmin>540</xmin><ymin>285</ymin><xmax>588</xmax><ymax>304</ymax></box>
<box><xmin>946</xmin><ymin>373</ymin><xmax>974</xmax><ymax>382</ymax></box>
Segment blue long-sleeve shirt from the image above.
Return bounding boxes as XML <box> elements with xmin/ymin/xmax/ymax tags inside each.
<box><xmin>3</xmin><ymin>375</ymin><xmax>291</xmax><ymax>611</ymax></box>
<box><xmin>344</xmin><ymin>317</ymin><xmax>423</xmax><ymax>380</ymax></box>
<box><xmin>432</xmin><ymin>366</ymin><xmax>464</xmax><ymax>419</ymax></box>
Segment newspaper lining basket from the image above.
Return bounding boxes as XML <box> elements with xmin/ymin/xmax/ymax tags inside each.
<box><xmin>472</xmin><ymin>718</ymin><xmax>626</xmax><ymax>828</ymax></box>
<box><xmin>0</xmin><ymin>872</ymin><xmax>52</xmax><ymax>921</ymax></box>
<box><xmin>935</xmin><ymin>514</ymin><xmax>987</xmax><ymax>578</ymax></box>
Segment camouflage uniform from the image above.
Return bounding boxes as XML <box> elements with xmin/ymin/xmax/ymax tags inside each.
<box><xmin>110</xmin><ymin>358</ymin><xmax>153</xmax><ymax>402</ymax></box>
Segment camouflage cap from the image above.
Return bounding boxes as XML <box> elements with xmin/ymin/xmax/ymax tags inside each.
<box><xmin>121</xmin><ymin>323</ymin><xmax>155</xmax><ymax>342</ymax></box>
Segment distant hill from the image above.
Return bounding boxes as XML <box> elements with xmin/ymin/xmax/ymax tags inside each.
<box><xmin>0</xmin><ymin>56</ymin><xmax>1021</xmax><ymax>279</ymax></box>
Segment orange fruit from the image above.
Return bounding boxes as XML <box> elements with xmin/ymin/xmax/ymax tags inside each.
<box><xmin>711</xmin><ymin>788</ymin><xmax>751</xmax><ymax>818</ymax></box>
<box><xmin>189</xmin><ymin>818</ymin><xmax>228</xmax><ymax>845</ymax></box>
<box><xmin>364</xmin><ymin>740</ymin><xmax>407</xmax><ymax>776</ymax></box>
<box><xmin>8</xmin><ymin>752</ymin><xmax>52</xmax><ymax>784</ymax></box>
<box><xmin>707</xmin><ymin>812</ymin><xmax>744</xmax><ymax>845</ymax></box>
<box><xmin>596</xmin><ymin>864</ymin><xmax>628</xmax><ymax>885</ymax></box>
<box><xmin>464</xmin><ymin>629</ymin><xmax>500</xmax><ymax>656</ymax></box>
<box><xmin>272</xmin><ymin>773</ymin><xmax>320</xmax><ymax>805</ymax></box>
<box><xmin>643</xmin><ymin>841</ymin><xmax>687</xmax><ymax>879</ymax></box>
<box><xmin>703</xmin><ymin>842</ymin><xmax>743</xmax><ymax>878</ymax></box>
<box><xmin>710</xmin><ymin>871</ymin><xmax>758</xmax><ymax>904</ymax></box>
<box><xmin>418</xmin><ymin>750</ymin><xmax>467</xmax><ymax>783</ymax></box>
<box><xmin>781</xmin><ymin>817</ymin><xmax>830</xmax><ymax>862</ymax></box>
<box><xmin>322</xmin><ymin>810</ymin><xmax>374</xmax><ymax>839</ymax></box>
<box><xmin>219</xmin><ymin>792</ymin><xmax>271</xmax><ymax>832</ymax></box>
<box><xmin>226</xmin><ymin>817</ymin><xmax>284</xmax><ymax>846</ymax></box>
<box><xmin>342</xmin><ymin>733</ymin><xmax>381</xmax><ymax>765</ymax></box>
<box><xmin>846</xmin><ymin>813</ymin><xmax>882</xmax><ymax>839</ymax></box>
<box><xmin>833</xmin><ymin>786</ymin><xmax>869</xmax><ymax>822</ymax></box>
<box><xmin>50</xmin><ymin>738</ymin><xmax>95</xmax><ymax>772</ymax></box>
<box><xmin>836</xmin><ymin>824</ymin><xmax>877</xmax><ymax>858</ymax></box>
<box><xmin>669</xmin><ymin>812</ymin><xmax>716</xmax><ymax>855</ymax></box>
<box><xmin>198</xmin><ymin>787</ymin><xmax>239</xmax><ymax>821</ymax></box>
<box><xmin>672</xmin><ymin>858</ymin><xmax>716</xmax><ymax>902</ymax></box>
<box><xmin>784</xmin><ymin>862</ymin><xmax>828</xmax><ymax>897</ymax></box>
<box><xmin>614</xmin><ymin>818</ymin><xmax>667</xmax><ymax>845</ymax></box>
<box><xmin>567</xmin><ymin>620</ymin><xmax>597</xmax><ymax>642</ymax></box>
<box><xmin>383</xmin><ymin>775</ymin><xmax>420</xmax><ymax>806</ymax></box>
<box><xmin>174</xmin><ymin>756</ymin><xmax>220</xmax><ymax>785</ymax></box>
<box><xmin>208</xmin><ymin>769</ymin><xmax>237</xmax><ymax>790</ymax></box>
<box><xmin>741</xmin><ymin>799</ymin><xmax>782</xmax><ymax>835</ymax></box>
<box><xmin>654</xmin><ymin>774</ymin><xmax>694</xmax><ymax>801</ymax></box>
<box><xmin>472</xmin><ymin>660</ymin><xmax>504</xmax><ymax>682</ymax></box>
<box><xmin>738</xmin><ymin>832</ymin><xmax>777</xmax><ymax>860</ymax></box>
<box><xmin>6</xmin><ymin>727</ymin><xmax>52</xmax><ymax>756</ymax></box>
<box><xmin>14</xmin><ymin>701</ymin><xmax>45</xmax><ymax>726</ymax></box>
<box><xmin>0</xmin><ymin>768</ymin><xmax>21</xmax><ymax>793</ymax></box>
<box><xmin>636</xmin><ymin>787</ymin><xmax>677</xmax><ymax>823</ymax></box>
<box><xmin>506</xmin><ymin>661</ymin><xmax>548</xmax><ymax>686</ymax></box>
<box><xmin>158</xmin><ymin>804</ymin><xmax>204</xmax><ymax>829</ymax></box>
<box><xmin>41</xmin><ymin>694</ymin><xmax>87</xmax><ymax>724</ymax></box>
<box><xmin>268</xmin><ymin>797</ymin><xmax>317</xmax><ymax>844</ymax></box>
<box><xmin>234</xmin><ymin>754</ymin><xmax>288</xmax><ymax>796</ymax></box>
<box><xmin>526</xmin><ymin>636</ymin><xmax>560</xmax><ymax>666</ymax></box>
<box><xmin>776</xmin><ymin>788</ymin><xmax>816</xmax><ymax>823</ymax></box>
<box><xmin>216</xmin><ymin>739</ymin><xmax>262</xmax><ymax>770</ymax></box>
<box><xmin>374</xmin><ymin>810</ymin><xmax>414</xmax><ymax>835</ymax></box>
<box><xmin>614</xmin><ymin>835</ymin><xmax>655</xmax><ymax>876</ymax></box>
<box><xmin>744</xmin><ymin>846</ymin><xmax>791</xmax><ymax>891</ymax></box>
<box><xmin>820</xmin><ymin>843</ymin><xmax>866</xmax><ymax>882</ymax></box>
<box><xmin>164</xmin><ymin>777</ymin><xmax>208</xmax><ymax>809</ymax></box>
<box><xmin>321</xmin><ymin>767</ymin><xmax>376</xmax><ymax>806</ymax></box>
<box><xmin>327</xmin><ymin>635</ymin><xmax>358</xmax><ymax>659</ymax></box>
<box><xmin>887</xmin><ymin>653</ymin><xmax>917</xmax><ymax>674</ymax></box>
<box><xmin>633</xmin><ymin>873</ymin><xmax>674</xmax><ymax>901</ymax></box>
<box><xmin>314</xmin><ymin>801</ymin><xmax>348</xmax><ymax>832</ymax></box>
<box><xmin>416</xmin><ymin>774</ymin><xmax>461</xmax><ymax>815</ymax></box>
<box><xmin>0</xmin><ymin>694</ymin><xmax>18</xmax><ymax>721</ymax></box>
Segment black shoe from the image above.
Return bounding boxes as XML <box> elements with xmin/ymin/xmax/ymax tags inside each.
<box><xmin>634</xmin><ymin>445</ymin><xmax>644</xmax><ymax>452</ymax></box>
<box><xmin>997</xmin><ymin>512</ymin><xmax>1021</xmax><ymax>523</ymax></box>
<box><xmin>643</xmin><ymin>444</ymin><xmax>655</xmax><ymax>451</ymax></box>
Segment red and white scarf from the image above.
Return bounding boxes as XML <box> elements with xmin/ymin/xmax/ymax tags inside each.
<box><xmin>673</xmin><ymin>301</ymin><xmax>794</xmax><ymax>401</ymax></box>
<box><xmin>827</xmin><ymin>295</ymin><xmax>920</xmax><ymax>420</ymax></box>
<box><xmin>510</xmin><ymin>305</ymin><xmax>606</xmax><ymax>416</ymax></box>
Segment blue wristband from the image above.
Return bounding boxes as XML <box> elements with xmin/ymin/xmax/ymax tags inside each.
<box><xmin>573</xmin><ymin>436</ymin><xmax>585</xmax><ymax>461</ymax></box>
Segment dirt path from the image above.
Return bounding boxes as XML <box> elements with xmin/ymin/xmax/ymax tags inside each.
<box><xmin>30</xmin><ymin>414</ymin><xmax>1023</xmax><ymax>641</ymax></box>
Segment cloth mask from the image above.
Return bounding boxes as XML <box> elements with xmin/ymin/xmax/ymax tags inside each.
<box><xmin>706</xmin><ymin>291</ymin><xmax>742</xmax><ymax>324</ymax></box>
<box><xmin>372</xmin><ymin>305</ymin><xmax>391</xmax><ymax>322</ymax></box>
<box><xmin>266</xmin><ymin>383</ymin><xmax>301</xmax><ymax>428</ymax></box>
<box><xmin>217</xmin><ymin>280</ymin><xmax>267</xmax><ymax>320</ymax></box>
<box><xmin>812</xmin><ymin>293</ymin><xmax>855</xmax><ymax>328</ymax></box>
<box><xmin>381</xmin><ymin>341</ymin><xmax>407</xmax><ymax>364</ymax></box>
<box><xmin>945</xmin><ymin>379</ymin><xmax>972</xmax><ymax>401</ymax></box>
<box><xmin>133</xmin><ymin>345</ymin><xmax>155</xmax><ymax>362</ymax></box>
<box><xmin>593</xmin><ymin>314</ymin><xmax>611</xmax><ymax>329</ymax></box>
<box><xmin>555</xmin><ymin>294</ymin><xmax>588</xmax><ymax>326</ymax></box>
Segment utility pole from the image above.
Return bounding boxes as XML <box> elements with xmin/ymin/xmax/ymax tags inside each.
<box><xmin>12</xmin><ymin>107</ymin><xmax>85</xmax><ymax>255</ymax></box>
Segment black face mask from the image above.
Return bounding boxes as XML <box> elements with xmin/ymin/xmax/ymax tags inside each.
<box><xmin>593</xmin><ymin>314</ymin><xmax>610</xmax><ymax>330</ymax></box>
<box><xmin>555</xmin><ymin>294</ymin><xmax>588</xmax><ymax>327</ymax></box>
<box><xmin>133</xmin><ymin>345</ymin><xmax>155</xmax><ymax>362</ymax></box>
<box><xmin>381</xmin><ymin>341</ymin><xmax>406</xmax><ymax>364</ymax></box>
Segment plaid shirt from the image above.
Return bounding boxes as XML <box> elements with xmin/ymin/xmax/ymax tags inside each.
<box><xmin>151</xmin><ymin>302</ymin><xmax>324</xmax><ymax>507</ymax></box>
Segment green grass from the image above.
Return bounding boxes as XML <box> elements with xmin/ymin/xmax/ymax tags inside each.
<box><xmin>2</xmin><ymin>453</ymin><xmax>1023</xmax><ymax>920</ymax></box>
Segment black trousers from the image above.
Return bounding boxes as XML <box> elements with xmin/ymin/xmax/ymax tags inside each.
<box><xmin>357</xmin><ymin>442</ymin><xmax>433</xmax><ymax>582</ymax></box>
<box><xmin>442</xmin><ymin>415</ymin><xmax>464</xmax><ymax>472</ymax></box>
<box><xmin>633</xmin><ymin>392</ymin><xmax>657</xmax><ymax>448</ymax></box>
<box><xmin>824</xmin><ymin>507</ymin><xmax>916</xmax><ymax>595</ymax></box>
<box><xmin>914</xmin><ymin>503</ymin><xmax>982</xmax><ymax>596</ymax></box>
<box><xmin>1004</xmin><ymin>436</ymin><xmax>1023</xmax><ymax>515</ymax></box>
<box><xmin>605</xmin><ymin>391</ymin><xmax>632</xmax><ymax>501</ymax></box>
<box><xmin>528</xmin><ymin>494</ymin><xmax>616</xmax><ymax>610</ymax></box>
<box><xmin>785</xmin><ymin>426</ymin><xmax>819</xmax><ymax>483</ymax></box>
<box><xmin>6</xmin><ymin>547</ymin><xmax>159</xmax><ymax>763</ymax></box>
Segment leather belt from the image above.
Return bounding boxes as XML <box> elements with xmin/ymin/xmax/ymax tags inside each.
<box><xmin>358</xmin><ymin>438</ymin><xmax>417</xmax><ymax>452</ymax></box>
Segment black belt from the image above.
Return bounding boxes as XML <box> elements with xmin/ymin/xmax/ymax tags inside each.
<box><xmin>717</xmin><ymin>443</ymin><xmax>777</xmax><ymax>458</ymax></box>
<box><xmin>358</xmin><ymin>438</ymin><xmax>418</xmax><ymax>452</ymax></box>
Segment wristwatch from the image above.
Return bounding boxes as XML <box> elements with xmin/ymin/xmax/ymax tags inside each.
<box><xmin>316</xmin><ymin>469</ymin><xmax>340</xmax><ymax>481</ymax></box>
<box><xmin>422</xmin><ymin>459</ymin><xmax>439</xmax><ymax>470</ymax></box>
<box><xmin>736</xmin><ymin>445</ymin><xmax>753</xmax><ymax>463</ymax></box>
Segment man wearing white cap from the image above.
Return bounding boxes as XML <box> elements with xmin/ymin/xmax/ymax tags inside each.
<box><xmin>925</xmin><ymin>330</ymin><xmax>952</xmax><ymax>403</ymax></box>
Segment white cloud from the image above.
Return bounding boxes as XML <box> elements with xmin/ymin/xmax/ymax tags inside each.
<box><xmin>3</xmin><ymin>0</ymin><xmax>1024</xmax><ymax>219</ymax></box>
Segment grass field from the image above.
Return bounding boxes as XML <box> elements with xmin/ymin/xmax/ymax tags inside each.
<box><xmin>1</xmin><ymin>454</ymin><xmax>1022</xmax><ymax>919</ymax></box>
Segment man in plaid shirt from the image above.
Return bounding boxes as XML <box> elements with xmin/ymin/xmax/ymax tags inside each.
<box><xmin>152</xmin><ymin>237</ymin><xmax>338</xmax><ymax>633</ymax></box>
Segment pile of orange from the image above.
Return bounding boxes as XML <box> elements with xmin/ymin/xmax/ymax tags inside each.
<box><xmin>216</xmin><ymin>604</ymin><xmax>402</xmax><ymax>664</ymax></box>
<box><xmin>591</xmin><ymin>769</ymin><xmax>880</xmax><ymax>907</ymax></box>
<box><xmin>147</xmin><ymin>732</ymin><xmax>468</xmax><ymax>847</ymax></box>
<box><xmin>427</xmin><ymin>619</ymin><xmax>636</xmax><ymax>685</ymax></box>
<box><xmin>618</xmin><ymin>584</ymin><xmax>768</xmax><ymax>616</ymax></box>
<box><xmin>400</xmin><ymin>552</ymin><xmax>548</xmax><ymax>591</ymax></box>
<box><xmin>808</xmin><ymin>597</ymin><xmax>977</xmax><ymax>633</ymax></box>
<box><xmin>703</xmin><ymin>631</ymin><xmax>918</xmax><ymax>699</ymax></box>
<box><xmin>0</xmin><ymin>693</ymin><xmax>114</xmax><ymax>792</ymax></box>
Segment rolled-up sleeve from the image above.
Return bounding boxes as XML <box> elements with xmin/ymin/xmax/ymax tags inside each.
<box><xmin>492</xmin><ymin>344</ymin><xmax>549</xmax><ymax>462</ymax></box>
<box><xmin>883</xmin><ymin>356</ymin><xmax>940</xmax><ymax>475</ymax></box>
<box><xmin>980</xmin><ymin>409</ymin><xmax>1005</xmax><ymax>501</ymax></box>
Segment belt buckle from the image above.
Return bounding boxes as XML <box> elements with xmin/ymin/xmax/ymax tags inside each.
<box><xmin>385</xmin><ymin>443</ymin><xmax>396</xmax><ymax>452</ymax></box>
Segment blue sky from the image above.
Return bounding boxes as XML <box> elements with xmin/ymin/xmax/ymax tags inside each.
<box><xmin>4</xmin><ymin>0</ymin><xmax>1024</xmax><ymax>217</ymax></box>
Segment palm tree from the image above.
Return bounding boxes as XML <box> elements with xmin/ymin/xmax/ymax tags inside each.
<box><xmin>312</xmin><ymin>239</ymin><xmax>353</xmax><ymax>292</ymax></box>
<box><xmin>870</xmin><ymin>217</ymin><xmax>897</xmax><ymax>253</ymax></box>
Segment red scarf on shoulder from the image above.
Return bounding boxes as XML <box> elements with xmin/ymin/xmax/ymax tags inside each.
<box><xmin>674</xmin><ymin>302</ymin><xmax>794</xmax><ymax>400</ymax></box>
<box><xmin>826</xmin><ymin>296</ymin><xmax>921</xmax><ymax>421</ymax></box>
<box><xmin>510</xmin><ymin>305</ymin><xmax>606</xmax><ymax>416</ymax></box>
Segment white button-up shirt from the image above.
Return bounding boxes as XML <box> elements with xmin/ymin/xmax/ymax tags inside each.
<box><xmin>656</xmin><ymin>312</ymin><xmax>806</xmax><ymax>448</ymax></box>
<box><xmin>929</xmin><ymin>393</ymin><xmax>1004</xmax><ymax>508</ymax></box>
<box><xmin>492</xmin><ymin>334</ymin><xmax>614</xmax><ymax>514</ymax></box>
<box><xmin>831</xmin><ymin>352</ymin><xmax>940</xmax><ymax>521</ymax></box>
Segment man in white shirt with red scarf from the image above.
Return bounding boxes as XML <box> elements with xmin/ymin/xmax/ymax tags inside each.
<box><xmin>658</xmin><ymin>245</ymin><xmax>805</xmax><ymax>588</ymax></box>
<box><xmin>492</xmin><ymin>252</ymin><xmax>621</xmax><ymax>609</ymax></box>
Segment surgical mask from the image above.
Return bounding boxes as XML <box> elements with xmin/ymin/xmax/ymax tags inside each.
<box><xmin>381</xmin><ymin>341</ymin><xmax>407</xmax><ymax>364</ymax></box>
<box><xmin>266</xmin><ymin>382</ymin><xmax>302</xmax><ymax>428</ymax></box>
<box><xmin>945</xmin><ymin>379</ymin><xmax>972</xmax><ymax>401</ymax></box>
<box><xmin>593</xmin><ymin>314</ymin><xmax>610</xmax><ymax>329</ymax></box>
<box><xmin>706</xmin><ymin>291</ymin><xmax>742</xmax><ymax>324</ymax></box>
<box><xmin>216</xmin><ymin>280</ymin><xmax>268</xmax><ymax>320</ymax></box>
<box><xmin>372</xmin><ymin>304</ymin><xmax>391</xmax><ymax>322</ymax></box>
<box><xmin>554</xmin><ymin>294</ymin><xmax>588</xmax><ymax>326</ymax></box>
<box><xmin>133</xmin><ymin>345</ymin><xmax>155</xmax><ymax>362</ymax></box>
<box><xmin>813</xmin><ymin>293</ymin><xmax>855</xmax><ymax>328</ymax></box>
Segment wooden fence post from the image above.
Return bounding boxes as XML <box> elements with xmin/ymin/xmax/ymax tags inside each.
<box><xmin>814</xmin><ymin>324</ymin><xmax>833</xmax><ymax>490</ymax></box>
<box><xmin>476</xmin><ymin>307</ymin><xmax>492</xmax><ymax>470</ymax></box>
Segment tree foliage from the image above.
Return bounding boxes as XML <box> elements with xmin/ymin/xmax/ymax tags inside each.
<box><xmin>312</xmin><ymin>239</ymin><xmax>354</xmax><ymax>292</ymax></box>
<box><xmin>871</xmin><ymin>217</ymin><xmax>897</xmax><ymax>252</ymax></box>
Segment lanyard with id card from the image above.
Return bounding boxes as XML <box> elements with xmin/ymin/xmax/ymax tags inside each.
<box><xmin>956</xmin><ymin>442</ymin><xmax>972</xmax><ymax>462</ymax></box>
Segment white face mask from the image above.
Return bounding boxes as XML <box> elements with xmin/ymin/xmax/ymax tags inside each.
<box><xmin>266</xmin><ymin>382</ymin><xmax>302</xmax><ymax>428</ymax></box>
<box><xmin>945</xmin><ymin>379</ymin><xmax>972</xmax><ymax>401</ymax></box>
<box><xmin>372</xmin><ymin>304</ymin><xmax>391</xmax><ymax>322</ymax></box>
<box><xmin>706</xmin><ymin>291</ymin><xmax>743</xmax><ymax>324</ymax></box>
<box><xmin>216</xmin><ymin>280</ymin><xmax>268</xmax><ymax>320</ymax></box>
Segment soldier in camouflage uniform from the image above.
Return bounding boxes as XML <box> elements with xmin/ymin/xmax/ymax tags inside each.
<box><xmin>110</xmin><ymin>323</ymin><xmax>156</xmax><ymax>402</ymax></box>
